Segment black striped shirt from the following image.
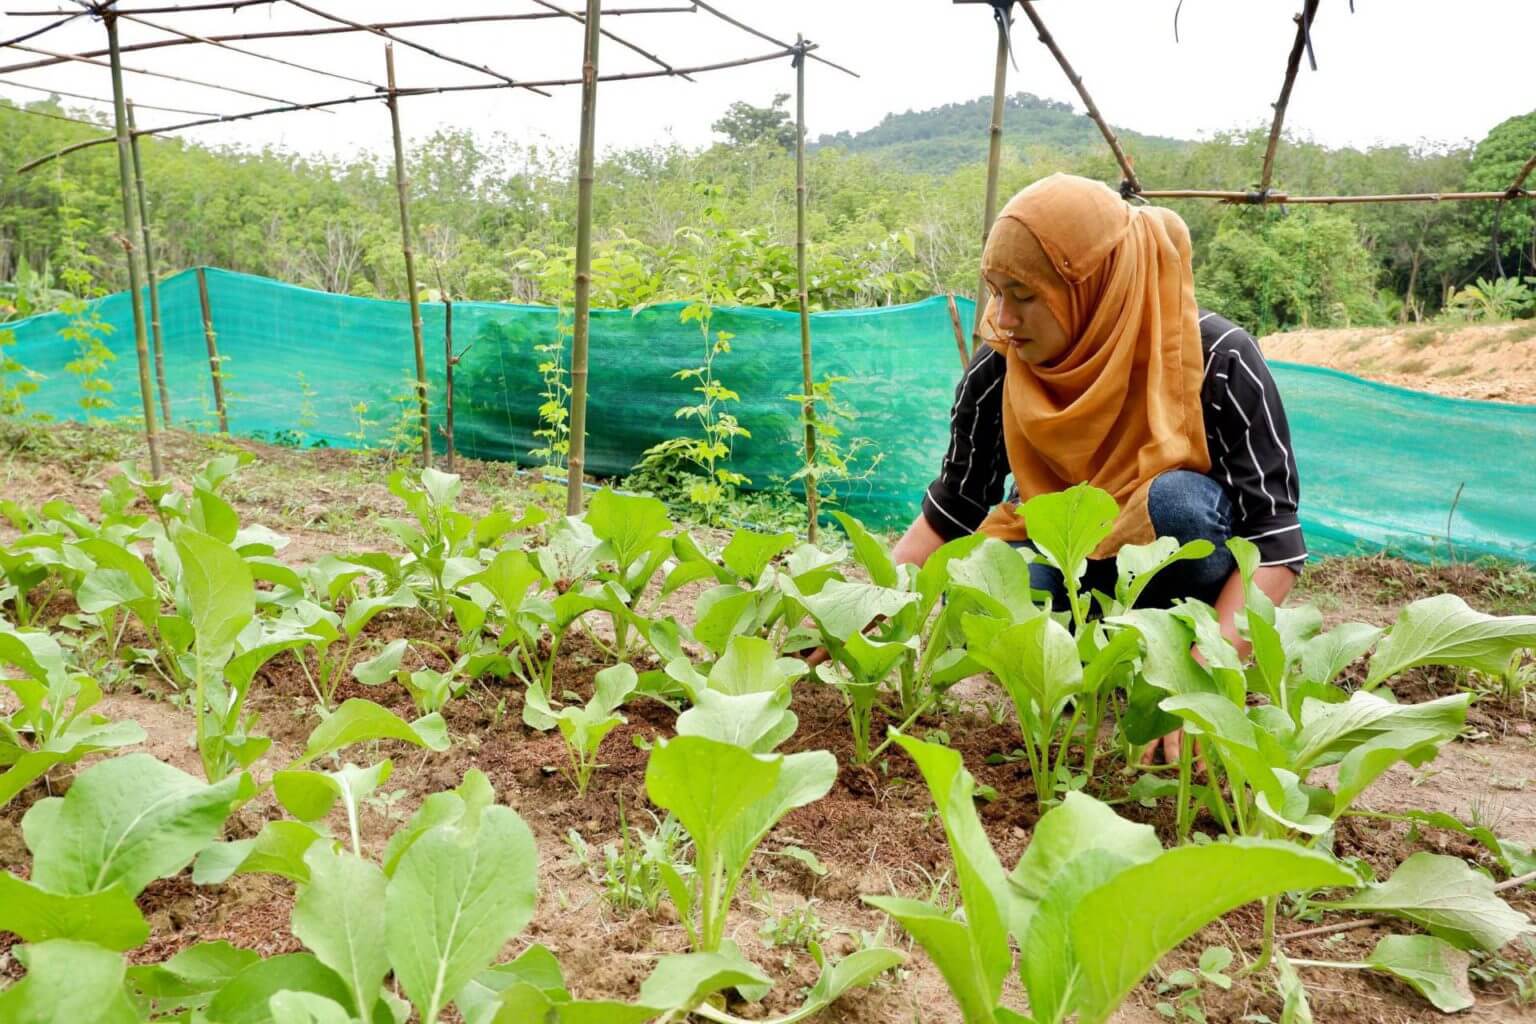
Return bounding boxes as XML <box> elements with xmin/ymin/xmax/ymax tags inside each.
<box><xmin>921</xmin><ymin>310</ymin><xmax>1308</xmax><ymax>571</ymax></box>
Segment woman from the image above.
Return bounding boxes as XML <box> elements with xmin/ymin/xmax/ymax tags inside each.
<box><xmin>892</xmin><ymin>174</ymin><xmax>1305</xmax><ymax>757</ymax></box>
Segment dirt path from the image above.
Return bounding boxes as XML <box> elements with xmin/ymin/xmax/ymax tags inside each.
<box><xmin>1260</xmin><ymin>320</ymin><xmax>1536</xmax><ymax>404</ymax></box>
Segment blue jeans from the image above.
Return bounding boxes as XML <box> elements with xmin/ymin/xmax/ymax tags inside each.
<box><xmin>1017</xmin><ymin>471</ymin><xmax>1236</xmax><ymax>612</ymax></box>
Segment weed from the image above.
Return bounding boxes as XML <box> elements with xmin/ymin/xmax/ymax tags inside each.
<box><xmin>756</xmin><ymin>899</ymin><xmax>828</xmax><ymax>950</ymax></box>
<box><xmin>1154</xmin><ymin>946</ymin><xmax>1234</xmax><ymax>1023</ymax></box>
<box><xmin>1402</xmin><ymin>327</ymin><xmax>1441</xmax><ymax>350</ymax></box>
<box><xmin>1431</xmin><ymin>362</ymin><xmax>1474</xmax><ymax>378</ymax></box>
<box><xmin>1504</xmin><ymin>320</ymin><xmax>1536</xmax><ymax>344</ymax></box>
<box><xmin>1395</xmin><ymin>357</ymin><xmax>1431</xmax><ymax>374</ymax></box>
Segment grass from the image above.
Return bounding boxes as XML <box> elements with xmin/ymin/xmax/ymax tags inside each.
<box><xmin>1394</xmin><ymin>357</ymin><xmax>1431</xmax><ymax>374</ymax></box>
<box><xmin>1505</xmin><ymin>320</ymin><xmax>1536</xmax><ymax>344</ymax></box>
<box><xmin>1431</xmin><ymin>362</ymin><xmax>1474</xmax><ymax>378</ymax></box>
<box><xmin>1402</xmin><ymin>327</ymin><xmax>1441</xmax><ymax>350</ymax></box>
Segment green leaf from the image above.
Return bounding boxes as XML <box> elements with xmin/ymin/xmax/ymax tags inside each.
<box><xmin>193</xmin><ymin>820</ymin><xmax>326</xmax><ymax>885</ymax></box>
<box><xmin>126</xmin><ymin>940</ymin><xmax>260</xmax><ymax>1010</ymax></box>
<box><xmin>1366</xmin><ymin>594</ymin><xmax>1536</xmax><ymax>688</ymax></box>
<box><xmin>798</xmin><ymin>579</ymin><xmax>916</xmax><ymax>642</ymax></box>
<box><xmin>352</xmin><ymin>638</ymin><xmax>408</xmax><ymax>686</ymax></box>
<box><xmin>1324</xmin><ymin>852</ymin><xmax>1534</xmax><ymax>951</ymax></box>
<box><xmin>1112</xmin><ymin>609</ymin><xmax>1218</xmax><ymax>698</ymax></box>
<box><xmin>964</xmin><ymin>612</ymin><xmax>1083</xmax><ymax>718</ymax></box>
<box><xmin>455</xmin><ymin>944</ymin><xmax>569</xmax><ymax>1022</ymax></box>
<box><xmin>1290</xmin><ymin>690</ymin><xmax>1468</xmax><ymax>770</ymax></box>
<box><xmin>0</xmin><ymin>719</ymin><xmax>147</xmax><ymax>809</ymax></box>
<box><xmin>721</xmin><ymin>528</ymin><xmax>795</xmax><ymax>584</ymax></box>
<box><xmin>946</xmin><ymin>539</ymin><xmax>1036</xmax><ymax>621</ymax></box>
<box><xmin>275</xmin><ymin>761</ymin><xmax>393</xmax><ymax>822</ymax></box>
<box><xmin>207</xmin><ymin>953</ymin><xmax>355</xmax><ymax>1024</ymax></box>
<box><xmin>861</xmin><ymin>896</ymin><xmax>999</xmax><ymax>1024</ymax></box>
<box><xmin>341</xmin><ymin>588</ymin><xmax>417</xmax><ymax>638</ymax></box>
<box><xmin>1364</xmin><ymin>934</ymin><xmax>1474</xmax><ymax>1013</ymax></box>
<box><xmin>174</xmin><ymin>527</ymin><xmax>256</xmax><ymax>663</ymax></box>
<box><xmin>1008</xmin><ymin>792</ymin><xmax>1161</xmax><ymax>941</ymax></box>
<box><xmin>381</xmin><ymin>769</ymin><xmax>495</xmax><ymax>877</ymax></box>
<box><xmin>0</xmin><ymin>939</ymin><xmax>138</xmax><ymax>1024</ymax></box>
<box><xmin>386</xmin><ymin>804</ymin><xmax>539</xmax><ymax>1022</ymax></box>
<box><xmin>1275</xmin><ymin>953</ymin><xmax>1313</xmax><ymax>1024</ymax></box>
<box><xmin>709</xmin><ymin>635</ymin><xmax>806</xmax><ymax>696</ymax></box>
<box><xmin>1115</xmin><ymin>537</ymin><xmax>1215</xmax><ymax>609</ymax></box>
<box><xmin>830</xmin><ymin>511</ymin><xmax>899</xmax><ymax>589</ymax></box>
<box><xmin>645</xmin><ymin>736</ymin><xmax>780</xmax><ymax>873</ymax></box>
<box><xmin>1070</xmin><ymin>841</ymin><xmax>1358</xmax><ymax>1024</ymax></box>
<box><xmin>786</xmin><ymin>945</ymin><xmax>905</xmax><ymax>1024</ymax></box>
<box><xmin>676</xmin><ymin>689</ymin><xmax>799</xmax><ymax>754</ymax></box>
<box><xmin>293</xmin><ymin>845</ymin><xmax>390</xmax><ymax>1021</ymax></box>
<box><xmin>1022</xmin><ymin>483</ymin><xmax>1118</xmax><ymax>585</ymax></box>
<box><xmin>0</xmin><ymin>873</ymin><xmax>148</xmax><ymax>951</ymax></box>
<box><xmin>267</xmin><ymin>991</ymin><xmax>356</xmax><ymax>1024</ymax></box>
<box><xmin>300</xmin><ymin>699</ymin><xmax>450</xmax><ymax>763</ymax></box>
<box><xmin>634</xmin><ymin>948</ymin><xmax>773</xmax><ymax>1013</ymax></box>
<box><xmin>1298</xmin><ymin>622</ymin><xmax>1383</xmax><ymax>686</ymax></box>
<box><xmin>585</xmin><ymin>488</ymin><xmax>672</xmax><ymax>572</ymax></box>
<box><xmin>24</xmin><ymin>753</ymin><xmax>249</xmax><ymax>897</ymax></box>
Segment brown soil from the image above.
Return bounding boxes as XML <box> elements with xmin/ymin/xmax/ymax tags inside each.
<box><xmin>3</xmin><ymin>424</ymin><xmax>1535</xmax><ymax>1021</ymax></box>
<box><xmin>1261</xmin><ymin>320</ymin><xmax>1536</xmax><ymax>404</ymax></box>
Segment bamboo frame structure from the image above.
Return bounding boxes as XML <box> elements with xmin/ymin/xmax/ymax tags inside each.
<box><xmin>565</xmin><ymin>0</ymin><xmax>601</xmax><ymax>515</ymax></box>
<box><xmin>104</xmin><ymin>11</ymin><xmax>163</xmax><ymax>478</ymax></box>
<box><xmin>442</xmin><ymin>289</ymin><xmax>456</xmax><ymax>473</ymax></box>
<box><xmin>194</xmin><ymin>267</ymin><xmax>229</xmax><ymax>434</ymax></box>
<box><xmin>127</xmin><ymin>100</ymin><xmax>170</xmax><ymax>428</ymax></box>
<box><xmin>793</xmin><ymin>36</ymin><xmax>818</xmax><ymax>543</ymax></box>
<box><xmin>1259</xmin><ymin>0</ymin><xmax>1322</xmax><ymax>197</ymax></box>
<box><xmin>945</xmin><ymin>294</ymin><xmax>969</xmax><ymax>371</ymax></box>
<box><xmin>384</xmin><ymin>43</ymin><xmax>432</xmax><ymax>469</ymax></box>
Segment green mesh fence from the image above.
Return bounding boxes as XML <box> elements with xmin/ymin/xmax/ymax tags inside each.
<box><xmin>5</xmin><ymin>267</ymin><xmax>1534</xmax><ymax>563</ymax></box>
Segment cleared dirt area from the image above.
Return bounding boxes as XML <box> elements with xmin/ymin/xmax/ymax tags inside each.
<box><xmin>1261</xmin><ymin>320</ymin><xmax>1536</xmax><ymax>404</ymax></box>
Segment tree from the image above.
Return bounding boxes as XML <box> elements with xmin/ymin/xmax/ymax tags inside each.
<box><xmin>711</xmin><ymin>95</ymin><xmax>796</xmax><ymax>150</ymax></box>
<box><xmin>1463</xmin><ymin>110</ymin><xmax>1536</xmax><ymax>280</ymax></box>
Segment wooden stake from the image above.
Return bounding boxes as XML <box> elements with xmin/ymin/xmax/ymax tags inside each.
<box><xmin>794</xmin><ymin>36</ymin><xmax>818</xmax><ymax>544</ymax></box>
<box><xmin>127</xmin><ymin>100</ymin><xmax>170</xmax><ymax>429</ymax></box>
<box><xmin>443</xmin><ymin>291</ymin><xmax>456</xmax><ymax>473</ymax></box>
<box><xmin>195</xmin><ymin>268</ymin><xmax>229</xmax><ymax>434</ymax></box>
<box><xmin>565</xmin><ymin>0</ymin><xmax>601</xmax><ymax>515</ymax></box>
<box><xmin>385</xmin><ymin>44</ymin><xmax>432</xmax><ymax>469</ymax></box>
<box><xmin>945</xmin><ymin>293</ymin><xmax>969</xmax><ymax>371</ymax></box>
<box><xmin>971</xmin><ymin>3</ymin><xmax>1010</xmax><ymax>350</ymax></box>
<box><xmin>105</xmin><ymin>13</ymin><xmax>163</xmax><ymax>478</ymax></box>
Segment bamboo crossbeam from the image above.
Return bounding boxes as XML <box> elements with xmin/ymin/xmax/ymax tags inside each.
<box><xmin>0</xmin><ymin>75</ymin><xmax>220</xmax><ymax>115</ymax></box>
<box><xmin>691</xmin><ymin>0</ymin><xmax>858</xmax><ymax>78</ymax></box>
<box><xmin>0</xmin><ymin>9</ymin><xmax>80</xmax><ymax>48</ymax></box>
<box><xmin>11</xmin><ymin>41</ymin><xmax>328</xmax><ymax>110</ymax></box>
<box><xmin>0</xmin><ymin>7</ymin><xmax>696</xmax><ymax>74</ymax></box>
<box><xmin>793</xmin><ymin>36</ymin><xmax>818</xmax><ymax>543</ymax></box>
<box><xmin>529</xmin><ymin>0</ymin><xmax>693</xmax><ymax>83</ymax></box>
<box><xmin>6</xmin><ymin>0</ymin><xmax>274</xmax><ymax>14</ymax></box>
<box><xmin>1017</xmin><ymin>0</ymin><xmax>1140</xmax><ymax>194</ymax></box>
<box><xmin>384</xmin><ymin>44</ymin><xmax>431</xmax><ymax>469</ymax></box>
<box><xmin>119</xmin><ymin>11</ymin><xmax>378</xmax><ymax>90</ymax></box>
<box><xmin>282</xmin><ymin>0</ymin><xmax>553</xmax><ymax>98</ymax></box>
<box><xmin>1136</xmin><ymin>189</ymin><xmax>1536</xmax><ymax>205</ymax></box>
<box><xmin>0</xmin><ymin>100</ymin><xmax>104</xmax><ymax>125</ymax></box>
<box><xmin>1258</xmin><ymin>0</ymin><xmax>1321</xmax><ymax>196</ymax></box>
<box><xmin>565</xmin><ymin>0</ymin><xmax>601</xmax><ymax>516</ymax></box>
<box><xmin>17</xmin><ymin>44</ymin><xmax>816</xmax><ymax>173</ymax></box>
<box><xmin>1509</xmin><ymin>151</ymin><xmax>1536</xmax><ymax>194</ymax></box>
<box><xmin>104</xmin><ymin>13</ymin><xmax>163</xmax><ymax>478</ymax></box>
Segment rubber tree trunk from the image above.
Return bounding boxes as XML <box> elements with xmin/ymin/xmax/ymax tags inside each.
<box><xmin>385</xmin><ymin>44</ymin><xmax>432</xmax><ymax>468</ymax></box>
<box><xmin>127</xmin><ymin>100</ymin><xmax>171</xmax><ymax>429</ymax></box>
<box><xmin>105</xmin><ymin>13</ymin><xmax>163</xmax><ymax>478</ymax></box>
<box><xmin>565</xmin><ymin>0</ymin><xmax>601</xmax><ymax>515</ymax></box>
<box><xmin>970</xmin><ymin>5</ymin><xmax>1012</xmax><ymax>350</ymax></box>
<box><xmin>794</xmin><ymin>37</ymin><xmax>819</xmax><ymax>543</ymax></box>
<box><xmin>195</xmin><ymin>268</ymin><xmax>229</xmax><ymax>433</ymax></box>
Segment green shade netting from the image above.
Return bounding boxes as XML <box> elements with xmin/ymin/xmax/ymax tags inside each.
<box><xmin>5</xmin><ymin>267</ymin><xmax>1533</xmax><ymax>563</ymax></box>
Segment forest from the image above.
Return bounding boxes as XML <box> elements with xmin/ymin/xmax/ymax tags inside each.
<box><xmin>3</xmin><ymin>90</ymin><xmax>1535</xmax><ymax>337</ymax></box>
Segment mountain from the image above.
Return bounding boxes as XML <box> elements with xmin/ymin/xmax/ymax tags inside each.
<box><xmin>813</xmin><ymin>91</ymin><xmax>1189</xmax><ymax>174</ymax></box>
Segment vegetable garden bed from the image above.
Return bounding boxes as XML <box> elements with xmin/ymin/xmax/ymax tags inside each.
<box><xmin>1</xmin><ymin>423</ymin><xmax>1534</xmax><ymax>1024</ymax></box>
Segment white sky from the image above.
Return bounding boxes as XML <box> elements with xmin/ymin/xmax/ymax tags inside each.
<box><xmin>1</xmin><ymin>1</ymin><xmax>1531</xmax><ymax>167</ymax></box>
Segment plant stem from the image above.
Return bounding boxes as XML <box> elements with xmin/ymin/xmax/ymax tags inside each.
<box><xmin>1051</xmin><ymin>702</ymin><xmax>1085</xmax><ymax>784</ymax></box>
<box><xmin>1175</xmin><ymin>731</ymin><xmax>1195</xmax><ymax>840</ymax></box>
<box><xmin>1250</xmin><ymin>894</ymin><xmax>1279</xmax><ymax>973</ymax></box>
<box><xmin>869</xmin><ymin>695</ymin><xmax>939</xmax><ymax>761</ymax></box>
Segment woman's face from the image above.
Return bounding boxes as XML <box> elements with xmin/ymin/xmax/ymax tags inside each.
<box><xmin>986</xmin><ymin>272</ymin><xmax>1070</xmax><ymax>365</ymax></box>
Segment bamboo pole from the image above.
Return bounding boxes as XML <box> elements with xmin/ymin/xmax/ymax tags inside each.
<box><xmin>1138</xmin><ymin>189</ymin><xmax>1536</xmax><ymax>205</ymax></box>
<box><xmin>529</xmin><ymin>0</ymin><xmax>693</xmax><ymax>82</ymax></box>
<box><xmin>1016</xmin><ymin>0</ymin><xmax>1139</xmax><ymax>193</ymax></box>
<box><xmin>793</xmin><ymin>36</ymin><xmax>818</xmax><ymax>544</ymax></box>
<box><xmin>195</xmin><ymin>268</ymin><xmax>229</xmax><ymax>434</ymax></box>
<box><xmin>127</xmin><ymin>101</ymin><xmax>171</xmax><ymax>429</ymax></box>
<box><xmin>971</xmin><ymin>2</ymin><xmax>1011</xmax><ymax>349</ymax></box>
<box><xmin>384</xmin><ymin>44</ymin><xmax>432</xmax><ymax>469</ymax></box>
<box><xmin>945</xmin><ymin>294</ymin><xmax>969</xmax><ymax>371</ymax></box>
<box><xmin>443</xmin><ymin>292</ymin><xmax>455</xmax><ymax>473</ymax></box>
<box><xmin>1258</xmin><ymin>0</ymin><xmax>1322</xmax><ymax>196</ymax></box>
<box><xmin>566</xmin><ymin>0</ymin><xmax>602</xmax><ymax>515</ymax></box>
<box><xmin>105</xmin><ymin>13</ymin><xmax>163</xmax><ymax>479</ymax></box>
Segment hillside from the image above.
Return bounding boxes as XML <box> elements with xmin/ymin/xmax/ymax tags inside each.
<box><xmin>812</xmin><ymin>91</ymin><xmax>1189</xmax><ymax>174</ymax></box>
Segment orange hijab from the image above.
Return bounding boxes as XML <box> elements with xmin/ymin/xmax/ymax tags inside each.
<box><xmin>975</xmin><ymin>173</ymin><xmax>1210</xmax><ymax>557</ymax></box>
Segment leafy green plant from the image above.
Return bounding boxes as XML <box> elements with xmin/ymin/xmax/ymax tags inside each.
<box><xmin>1154</xmin><ymin>946</ymin><xmax>1232</xmax><ymax>1023</ymax></box>
<box><xmin>864</xmin><ymin>733</ymin><xmax>1356</xmax><ymax>1024</ymax></box>
<box><xmin>1445</xmin><ymin>275</ymin><xmax>1536</xmax><ymax>321</ymax></box>
<box><xmin>582</xmin><ymin>488</ymin><xmax>676</xmax><ymax>661</ymax></box>
<box><xmin>0</xmin><ymin>326</ymin><xmax>41</xmax><ymax>417</ymax></box>
<box><xmin>645</xmin><ymin>734</ymin><xmax>837</xmax><ymax>954</ymax></box>
<box><xmin>782</xmin><ymin>373</ymin><xmax>884</xmax><ymax>513</ymax></box>
<box><xmin>58</xmin><ymin>296</ymin><xmax>116</xmax><ymax>419</ymax></box>
<box><xmin>531</xmin><ymin>662</ymin><xmax>637</xmax><ymax>795</ymax></box>
<box><xmin>572</xmin><ymin>805</ymin><xmax>692</xmax><ymax>917</ymax></box>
